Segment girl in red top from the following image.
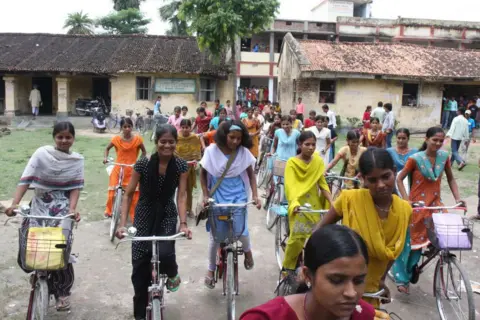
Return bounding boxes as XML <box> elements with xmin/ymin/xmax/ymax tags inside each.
<box><xmin>193</xmin><ymin>106</ymin><xmax>212</xmax><ymax>134</ymax></box>
<box><xmin>362</xmin><ymin>106</ymin><xmax>372</xmax><ymax>129</ymax></box>
<box><xmin>304</xmin><ymin>110</ymin><xmax>316</xmax><ymax>129</ymax></box>
<box><xmin>240</xmin><ymin>225</ymin><xmax>377</xmax><ymax>320</ymax></box>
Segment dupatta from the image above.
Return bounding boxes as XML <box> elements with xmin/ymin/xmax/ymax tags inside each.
<box><xmin>410</xmin><ymin>150</ymin><xmax>449</xmax><ymax>181</ymax></box>
<box><xmin>176</xmin><ymin>133</ymin><xmax>202</xmax><ymax>161</ymax></box>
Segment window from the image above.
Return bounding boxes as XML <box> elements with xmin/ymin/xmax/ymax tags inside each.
<box><xmin>292</xmin><ymin>80</ymin><xmax>297</xmax><ymax>103</ymax></box>
<box><xmin>136</xmin><ymin>77</ymin><xmax>151</xmax><ymax>100</ymax></box>
<box><xmin>316</xmin><ymin>22</ymin><xmax>323</xmax><ymax>27</ymax></box>
<box><xmin>402</xmin><ymin>83</ymin><xmax>419</xmax><ymax>106</ymax></box>
<box><xmin>200</xmin><ymin>79</ymin><xmax>216</xmax><ymax>102</ymax></box>
<box><xmin>319</xmin><ymin>80</ymin><xmax>336</xmax><ymax>103</ymax></box>
<box><xmin>286</xmin><ymin>21</ymin><xmax>292</xmax><ymax>26</ymax></box>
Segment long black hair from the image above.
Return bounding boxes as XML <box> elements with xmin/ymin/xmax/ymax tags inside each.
<box><xmin>359</xmin><ymin>147</ymin><xmax>395</xmax><ymax>175</ymax></box>
<box><xmin>214</xmin><ymin>120</ymin><xmax>253</xmax><ymax>149</ymax></box>
<box><xmin>419</xmin><ymin>127</ymin><xmax>445</xmax><ymax>151</ymax></box>
<box><xmin>52</xmin><ymin>121</ymin><xmax>75</xmax><ymax>138</ymax></box>
<box><xmin>297</xmin><ymin>225</ymin><xmax>369</xmax><ymax>293</ymax></box>
<box><xmin>120</xmin><ymin>117</ymin><xmax>134</xmax><ymax>127</ymax></box>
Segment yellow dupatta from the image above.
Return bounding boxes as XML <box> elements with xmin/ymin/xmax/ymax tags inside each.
<box><xmin>334</xmin><ymin>189</ymin><xmax>411</xmax><ymax>306</ymax></box>
<box><xmin>176</xmin><ymin>133</ymin><xmax>202</xmax><ymax>188</ymax></box>
<box><xmin>285</xmin><ymin>153</ymin><xmax>330</xmax><ymax>240</ymax></box>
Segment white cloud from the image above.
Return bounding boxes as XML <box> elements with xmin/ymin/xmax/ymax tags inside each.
<box><xmin>0</xmin><ymin>0</ymin><xmax>479</xmax><ymax>35</ymax></box>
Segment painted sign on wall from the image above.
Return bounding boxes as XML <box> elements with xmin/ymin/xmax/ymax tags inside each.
<box><xmin>155</xmin><ymin>79</ymin><xmax>196</xmax><ymax>93</ymax></box>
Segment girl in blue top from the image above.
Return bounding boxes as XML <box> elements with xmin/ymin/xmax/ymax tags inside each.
<box><xmin>209</xmin><ymin>108</ymin><xmax>230</xmax><ymax>130</ymax></box>
<box><xmin>270</xmin><ymin>115</ymin><xmax>301</xmax><ymax>161</ymax></box>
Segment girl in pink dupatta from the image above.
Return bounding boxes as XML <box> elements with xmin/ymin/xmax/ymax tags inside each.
<box><xmin>200</xmin><ymin>120</ymin><xmax>261</xmax><ymax>289</ymax></box>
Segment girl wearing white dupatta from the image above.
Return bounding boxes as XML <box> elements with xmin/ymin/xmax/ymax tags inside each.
<box><xmin>200</xmin><ymin>120</ymin><xmax>261</xmax><ymax>289</ymax></box>
<box><xmin>5</xmin><ymin>122</ymin><xmax>84</xmax><ymax>311</ymax></box>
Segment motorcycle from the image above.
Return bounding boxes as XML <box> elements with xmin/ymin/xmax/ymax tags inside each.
<box><xmin>91</xmin><ymin>107</ymin><xmax>106</xmax><ymax>133</ymax></box>
<box><xmin>75</xmin><ymin>97</ymin><xmax>110</xmax><ymax>116</ymax></box>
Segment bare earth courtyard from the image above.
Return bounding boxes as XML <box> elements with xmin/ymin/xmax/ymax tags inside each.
<box><xmin>0</xmin><ymin>128</ymin><xmax>479</xmax><ymax>320</ymax></box>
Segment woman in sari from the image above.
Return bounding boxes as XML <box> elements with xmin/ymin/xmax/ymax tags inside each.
<box><xmin>5</xmin><ymin>122</ymin><xmax>84</xmax><ymax>311</ymax></box>
<box><xmin>242</xmin><ymin>108</ymin><xmax>261</xmax><ymax>158</ymax></box>
<box><xmin>393</xmin><ymin>127</ymin><xmax>464</xmax><ymax>294</ymax></box>
<box><xmin>103</xmin><ymin>118</ymin><xmax>146</xmax><ymax>220</ymax></box>
<box><xmin>361</xmin><ymin>117</ymin><xmax>385</xmax><ymax>148</ymax></box>
<box><xmin>200</xmin><ymin>120</ymin><xmax>261</xmax><ymax>289</ymax></box>
<box><xmin>326</xmin><ymin>130</ymin><xmax>366</xmax><ymax>189</ymax></box>
<box><xmin>319</xmin><ymin>148</ymin><xmax>412</xmax><ymax>308</ymax></box>
<box><xmin>307</xmin><ymin>115</ymin><xmax>331</xmax><ymax>164</ymax></box>
<box><xmin>283</xmin><ymin>131</ymin><xmax>333</xmax><ymax>273</ymax></box>
<box><xmin>386</xmin><ymin>128</ymin><xmax>418</xmax><ymax>195</ymax></box>
<box><xmin>176</xmin><ymin>119</ymin><xmax>202</xmax><ymax>217</ymax></box>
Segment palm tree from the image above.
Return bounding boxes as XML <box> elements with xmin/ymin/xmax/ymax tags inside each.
<box><xmin>64</xmin><ymin>11</ymin><xmax>95</xmax><ymax>35</ymax></box>
<box><xmin>159</xmin><ymin>0</ymin><xmax>188</xmax><ymax>36</ymax></box>
<box><xmin>113</xmin><ymin>0</ymin><xmax>145</xmax><ymax>11</ymax></box>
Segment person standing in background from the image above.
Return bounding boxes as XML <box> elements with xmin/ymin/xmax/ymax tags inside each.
<box><xmin>449</xmin><ymin>96</ymin><xmax>458</xmax><ymax>128</ymax></box>
<box><xmin>363</xmin><ymin>106</ymin><xmax>372</xmax><ymax>129</ymax></box>
<box><xmin>371</xmin><ymin>101</ymin><xmax>386</xmax><ymax>125</ymax></box>
<box><xmin>153</xmin><ymin>96</ymin><xmax>162</xmax><ymax>115</ymax></box>
<box><xmin>447</xmin><ymin>108</ymin><xmax>469</xmax><ymax>170</ymax></box>
<box><xmin>167</xmin><ymin>106</ymin><xmax>184</xmax><ymax>132</ymax></box>
<box><xmin>475</xmin><ymin>158</ymin><xmax>480</xmax><ymax>220</ymax></box>
<box><xmin>382</xmin><ymin>103</ymin><xmax>395</xmax><ymax>148</ymax></box>
<box><xmin>295</xmin><ymin>97</ymin><xmax>305</xmax><ymax>122</ymax></box>
<box><xmin>304</xmin><ymin>110</ymin><xmax>316</xmax><ymax>129</ymax></box>
<box><xmin>322</xmin><ymin>104</ymin><xmax>337</xmax><ymax>162</ymax></box>
<box><xmin>442</xmin><ymin>97</ymin><xmax>452</xmax><ymax>129</ymax></box>
<box><xmin>29</xmin><ymin>84</ymin><xmax>42</xmax><ymax>120</ymax></box>
<box><xmin>463</xmin><ymin>109</ymin><xmax>476</xmax><ymax>161</ymax></box>
<box><xmin>467</xmin><ymin>99</ymin><xmax>478</xmax><ymax>125</ymax></box>
<box><xmin>224</xmin><ymin>100</ymin><xmax>235</xmax><ymax>120</ymax></box>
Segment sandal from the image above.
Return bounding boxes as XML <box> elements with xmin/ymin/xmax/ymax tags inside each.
<box><xmin>166</xmin><ymin>275</ymin><xmax>181</xmax><ymax>292</ymax></box>
<box><xmin>244</xmin><ymin>254</ymin><xmax>254</xmax><ymax>270</ymax></box>
<box><xmin>204</xmin><ymin>276</ymin><xmax>215</xmax><ymax>289</ymax></box>
<box><xmin>56</xmin><ymin>296</ymin><xmax>71</xmax><ymax>311</ymax></box>
<box><xmin>397</xmin><ymin>285</ymin><xmax>410</xmax><ymax>295</ymax></box>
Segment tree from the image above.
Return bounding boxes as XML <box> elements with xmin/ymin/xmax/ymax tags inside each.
<box><xmin>159</xmin><ymin>0</ymin><xmax>188</xmax><ymax>36</ymax></box>
<box><xmin>63</xmin><ymin>11</ymin><xmax>95</xmax><ymax>35</ymax></box>
<box><xmin>97</xmin><ymin>9</ymin><xmax>151</xmax><ymax>35</ymax></box>
<box><xmin>179</xmin><ymin>0</ymin><xmax>279</xmax><ymax>60</ymax></box>
<box><xmin>113</xmin><ymin>0</ymin><xmax>145</xmax><ymax>11</ymax></box>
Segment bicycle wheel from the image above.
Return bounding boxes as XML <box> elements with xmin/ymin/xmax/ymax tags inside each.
<box><xmin>266</xmin><ymin>183</ymin><xmax>284</xmax><ymax>230</ymax></box>
<box><xmin>434</xmin><ymin>255</ymin><xmax>475</xmax><ymax>320</ymax></box>
<box><xmin>107</xmin><ymin>116</ymin><xmax>121</xmax><ymax>134</ymax></box>
<box><xmin>110</xmin><ymin>189</ymin><xmax>122</xmax><ymax>242</ymax></box>
<box><xmin>330</xmin><ymin>179</ymin><xmax>342</xmax><ymax>200</ymax></box>
<box><xmin>276</xmin><ymin>272</ymin><xmax>296</xmax><ymax>297</ymax></box>
<box><xmin>152</xmin><ymin>297</ymin><xmax>163</xmax><ymax>320</ymax></box>
<box><xmin>30</xmin><ymin>277</ymin><xmax>49</xmax><ymax>320</ymax></box>
<box><xmin>256</xmin><ymin>159</ymin><xmax>268</xmax><ymax>188</ymax></box>
<box><xmin>275</xmin><ymin>216</ymin><xmax>289</xmax><ymax>271</ymax></box>
<box><xmin>136</xmin><ymin>118</ymin><xmax>145</xmax><ymax>134</ymax></box>
<box><xmin>151</xmin><ymin>123</ymin><xmax>157</xmax><ymax>142</ymax></box>
<box><xmin>226</xmin><ymin>251</ymin><xmax>235</xmax><ymax>320</ymax></box>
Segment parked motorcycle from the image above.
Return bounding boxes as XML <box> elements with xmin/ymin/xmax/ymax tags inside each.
<box><xmin>75</xmin><ymin>97</ymin><xmax>110</xmax><ymax>116</ymax></box>
<box><xmin>91</xmin><ymin>107</ymin><xmax>106</xmax><ymax>133</ymax></box>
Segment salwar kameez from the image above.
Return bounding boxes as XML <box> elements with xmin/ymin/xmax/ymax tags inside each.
<box><xmin>243</xmin><ymin>117</ymin><xmax>260</xmax><ymax>158</ymax></box>
<box><xmin>176</xmin><ymin>133</ymin><xmax>202</xmax><ymax>213</ymax></box>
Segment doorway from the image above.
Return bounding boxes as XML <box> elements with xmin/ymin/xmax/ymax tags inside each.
<box><xmin>92</xmin><ymin>77</ymin><xmax>111</xmax><ymax>106</ymax></box>
<box><xmin>32</xmin><ymin>77</ymin><xmax>53</xmax><ymax>115</ymax></box>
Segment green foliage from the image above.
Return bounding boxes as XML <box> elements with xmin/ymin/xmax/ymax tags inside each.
<box><xmin>178</xmin><ymin>0</ymin><xmax>280</xmax><ymax>59</ymax></box>
<box><xmin>64</xmin><ymin>11</ymin><xmax>95</xmax><ymax>35</ymax></box>
<box><xmin>96</xmin><ymin>9</ymin><xmax>151</xmax><ymax>35</ymax></box>
<box><xmin>346</xmin><ymin>117</ymin><xmax>362</xmax><ymax>128</ymax></box>
<box><xmin>113</xmin><ymin>0</ymin><xmax>145</xmax><ymax>11</ymax></box>
<box><xmin>159</xmin><ymin>0</ymin><xmax>188</xmax><ymax>36</ymax></box>
<box><xmin>335</xmin><ymin>115</ymin><xmax>342</xmax><ymax>127</ymax></box>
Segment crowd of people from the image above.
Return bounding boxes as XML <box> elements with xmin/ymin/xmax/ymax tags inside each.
<box><xmin>3</xmin><ymin>91</ymin><xmax>480</xmax><ymax>320</ymax></box>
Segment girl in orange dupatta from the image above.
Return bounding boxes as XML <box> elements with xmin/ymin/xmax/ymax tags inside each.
<box><xmin>176</xmin><ymin>119</ymin><xmax>202</xmax><ymax>217</ymax></box>
<box><xmin>319</xmin><ymin>148</ymin><xmax>411</xmax><ymax>308</ymax></box>
<box><xmin>361</xmin><ymin>117</ymin><xmax>386</xmax><ymax>148</ymax></box>
<box><xmin>242</xmin><ymin>108</ymin><xmax>261</xmax><ymax>158</ymax></box>
<box><xmin>104</xmin><ymin>118</ymin><xmax>146</xmax><ymax>221</ymax></box>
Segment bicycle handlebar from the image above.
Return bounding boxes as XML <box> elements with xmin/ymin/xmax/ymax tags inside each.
<box><xmin>326</xmin><ymin>175</ymin><xmax>360</xmax><ymax>182</ymax></box>
<box><xmin>297</xmin><ymin>208</ymin><xmax>328</xmax><ymax>214</ymax></box>
<box><xmin>115</xmin><ymin>232</ymin><xmax>187</xmax><ymax>249</ymax></box>
<box><xmin>363</xmin><ymin>289</ymin><xmax>390</xmax><ymax>301</ymax></box>
<box><xmin>412</xmin><ymin>202</ymin><xmax>466</xmax><ymax>211</ymax></box>
<box><xmin>208</xmin><ymin>200</ymin><xmax>256</xmax><ymax>208</ymax></box>
<box><xmin>5</xmin><ymin>209</ymin><xmax>75</xmax><ymax>226</ymax></box>
<box><xmin>105</xmin><ymin>161</ymin><xmax>135</xmax><ymax>167</ymax></box>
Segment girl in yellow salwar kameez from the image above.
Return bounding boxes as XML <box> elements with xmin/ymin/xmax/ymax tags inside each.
<box><xmin>282</xmin><ymin>131</ymin><xmax>333</xmax><ymax>272</ymax></box>
<box><xmin>319</xmin><ymin>147</ymin><xmax>411</xmax><ymax>309</ymax></box>
<box><xmin>176</xmin><ymin>119</ymin><xmax>202</xmax><ymax>217</ymax></box>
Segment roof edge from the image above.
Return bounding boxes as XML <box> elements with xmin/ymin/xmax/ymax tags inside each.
<box><xmin>279</xmin><ymin>33</ymin><xmax>311</xmax><ymax>67</ymax></box>
<box><xmin>0</xmin><ymin>32</ymin><xmax>197</xmax><ymax>40</ymax></box>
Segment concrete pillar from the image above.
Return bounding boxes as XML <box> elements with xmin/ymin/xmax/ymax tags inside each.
<box><xmin>268</xmin><ymin>77</ymin><xmax>274</xmax><ymax>102</ymax></box>
<box><xmin>269</xmin><ymin>32</ymin><xmax>275</xmax><ymax>62</ymax></box>
<box><xmin>56</xmin><ymin>77</ymin><xmax>70</xmax><ymax>121</ymax></box>
<box><xmin>3</xmin><ymin>76</ymin><xmax>17</xmax><ymax>118</ymax></box>
<box><xmin>236</xmin><ymin>77</ymin><xmax>241</xmax><ymax>100</ymax></box>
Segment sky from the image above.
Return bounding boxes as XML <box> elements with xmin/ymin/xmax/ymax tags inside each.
<box><xmin>0</xmin><ymin>0</ymin><xmax>479</xmax><ymax>35</ymax></box>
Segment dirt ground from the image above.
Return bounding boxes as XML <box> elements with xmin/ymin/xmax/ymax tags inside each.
<box><xmin>0</xmin><ymin>128</ymin><xmax>480</xmax><ymax>319</ymax></box>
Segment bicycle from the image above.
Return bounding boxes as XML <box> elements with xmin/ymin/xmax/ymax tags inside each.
<box><xmin>150</xmin><ymin>113</ymin><xmax>169</xmax><ymax>142</ymax></box>
<box><xmin>116</xmin><ymin>227</ymin><xmax>187</xmax><ymax>320</ymax></box>
<box><xmin>5</xmin><ymin>206</ymin><xmax>75</xmax><ymax>320</ymax></box>
<box><xmin>207</xmin><ymin>200</ymin><xmax>254</xmax><ymax>320</ymax></box>
<box><xmin>256</xmin><ymin>136</ymin><xmax>273</xmax><ymax>188</ymax></box>
<box><xmin>325</xmin><ymin>171</ymin><xmax>360</xmax><ymax>200</ymax></box>
<box><xmin>274</xmin><ymin>204</ymin><xmax>328</xmax><ymax>295</ymax></box>
<box><xmin>363</xmin><ymin>289</ymin><xmax>403</xmax><ymax>319</ymax></box>
<box><xmin>105</xmin><ymin>158</ymin><xmax>135</xmax><ymax>242</ymax></box>
<box><xmin>134</xmin><ymin>110</ymin><xmax>146</xmax><ymax>134</ymax></box>
<box><xmin>404</xmin><ymin>202</ymin><xmax>475</xmax><ymax>320</ymax></box>
<box><xmin>106</xmin><ymin>110</ymin><xmax>124</xmax><ymax>134</ymax></box>
<box><xmin>265</xmin><ymin>156</ymin><xmax>287</xmax><ymax>230</ymax></box>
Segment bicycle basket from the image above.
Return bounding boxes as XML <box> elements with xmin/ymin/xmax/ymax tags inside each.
<box><xmin>19</xmin><ymin>223</ymin><xmax>74</xmax><ymax>271</ymax></box>
<box><xmin>208</xmin><ymin>206</ymin><xmax>246</xmax><ymax>244</ymax></box>
<box><xmin>273</xmin><ymin>160</ymin><xmax>287</xmax><ymax>177</ymax></box>
<box><xmin>425</xmin><ymin>214</ymin><xmax>473</xmax><ymax>251</ymax></box>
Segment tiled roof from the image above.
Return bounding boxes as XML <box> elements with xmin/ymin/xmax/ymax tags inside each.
<box><xmin>0</xmin><ymin>33</ymin><xmax>229</xmax><ymax>76</ymax></box>
<box><xmin>295</xmin><ymin>38</ymin><xmax>480</xmax><ymax>80</ymax></box>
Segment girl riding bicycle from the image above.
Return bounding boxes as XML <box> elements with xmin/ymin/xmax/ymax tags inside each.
<box><xmin>176</xmin><ymin>119</ymin><xmax>202</xmax><ymax>217</ymax></box>
<box><xmin>241</xmin><ymin>225</ymin><xmax>377</xmax><ymax>320</ymax></box>
<box><xmin>5</xmin><ymin>121</ymin><xmax>84</xmax><ymax>311</ymax></box>
<box><xmin>319</xmin><ymin>148</ymin><xmax>412</xmax><ymax>308</ymax></box>
<box><xmin>200</xmin><ymin>120</ymin><xmax>261</xmax><ymax>289</ymax></box>
<box><xmin>282</xmin><ymin>131</ymin><xmax>333</xmax><ymax>274</ymax></box>
<box><xmin>103</xmin><ymin>117</ymin><xmax>146</xmax><ymax>220</ymax></box>
<box><xmin>116</xmin><ymin>124</ymin><xmax>192</xmax><ymax>320</ymax></box>
<box><xmin>326</xmin><ymin>130</ymin><xmax>367</xmax><ymax>189</ymax></box>
<box><xmin>392</xmin><ymin>127</ymin><xmax>464</xmax><ymax>294</ymax></box>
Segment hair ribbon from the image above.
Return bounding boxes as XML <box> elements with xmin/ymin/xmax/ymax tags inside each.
<box><xmin>230</xmin><ymin>125</ymin><xmax>242</xmax><ymax>131</ymax></box>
